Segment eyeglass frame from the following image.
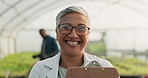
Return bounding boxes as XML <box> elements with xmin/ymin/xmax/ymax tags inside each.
<box><xmin>57</xmin><ymin>23</ymin><xmax>90</xmax><ymax>36</ymax></box>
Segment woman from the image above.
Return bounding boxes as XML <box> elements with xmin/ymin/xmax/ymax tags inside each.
<box><xmin>28</xmin><ymin>6</ymin><xmax>113</xmax><ymax>78</ymax></box>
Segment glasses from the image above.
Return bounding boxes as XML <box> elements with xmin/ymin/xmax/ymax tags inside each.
<box><xmin>58</xmin><ymin>23</ymin><xmax>90</xmax><ymax>36</ymax></box>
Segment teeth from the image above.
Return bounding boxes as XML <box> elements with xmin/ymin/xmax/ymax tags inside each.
<box><xmin>67</xmin><ymin>41</ymin><xmax>78</xmax><ymax>45</ymax></box>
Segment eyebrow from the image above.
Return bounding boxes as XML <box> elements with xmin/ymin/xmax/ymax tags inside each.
<box><xmin>78</xmin><ymin>24</ymin><xmax>87</xmax><ymax>27</ymax></box>
<box><xmin>61</xmin><ymin>23</ymin><xmax>87</xmax><ymax>27</ymax></box>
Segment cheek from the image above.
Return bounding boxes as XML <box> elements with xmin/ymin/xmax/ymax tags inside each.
<box><xmin>83</xmin><ymin>35</ymin><xmax>89</xmax><ymax>44</ymax></box>
<box><xmin>56</xmin><ymin>34</ymin><xmax>61</xmax><ymax>41</ymax></box>
<box><xmin>81</xmin><ymin>36</ymin><xmax>88</xmax><ymax>44</ymax></box>
<box><xmin>85</xmin><ymin>33</ymin><xmax>89</xmax><ymax>39</ymax></box>
<box><xmin>86</xmin><ymin>32</ymin><xmax>90</xmax><ymax>41</ymax></box>
<box><xmin>56</xmin><ymin>30</ymin><xmax>61</xmax><ymax>41</ymax></box>
<box><xmin>56</xmin><ymin>32</ymin><xmax>65</xmax><ymax>42</ymax></box>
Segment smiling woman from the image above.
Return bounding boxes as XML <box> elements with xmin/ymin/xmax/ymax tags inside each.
<box><xmin>1</xmin><ymin>0</ymin><xmax>148</xmax><ymax>77</ymax></box>
<box><xmin>56</xmin><ymin>13</ymin><xmax>90</xmax><ymax>57</ymax></box>
<box><xmin>28</xmin><ymin>6</ymin><xmax>115</xmax><ymax>78</ymax></box>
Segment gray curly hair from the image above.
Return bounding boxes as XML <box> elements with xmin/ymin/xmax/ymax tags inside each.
<box><xmin>56</xmin><ymin>6</ymin><xmax>90</xmax><ymax>27</ymax></box>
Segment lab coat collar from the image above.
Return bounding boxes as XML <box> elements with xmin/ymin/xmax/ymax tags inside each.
<box><xmin>42</xmin><ymin>52</ymin><xmax>98</xmax><ymax>78</ymax></box>
<box><xmin>43</xmin><ymin>52</ymin><xmax>61</xmax><ymax>78</ymax></box>
<box><xmin>83</xmin><ymin>52</ymin><xmax>99</xmax><ymax>67</ymax></box>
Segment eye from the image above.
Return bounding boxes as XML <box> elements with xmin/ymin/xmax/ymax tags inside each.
<box><xmin>60</xmin><ymin>25</ymin><xmax>71</xmax><ymax>31</ymax></box>
<box><xmin>77</xmin><ymin>26</ymin><xmax>87</xmax><ymax>31</ymax></box>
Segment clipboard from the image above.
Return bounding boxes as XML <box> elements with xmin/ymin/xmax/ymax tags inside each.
<box><xmin>66</xmin><ymin>67</ymin><xmax>119</xmax><ymax>78</ymax></box>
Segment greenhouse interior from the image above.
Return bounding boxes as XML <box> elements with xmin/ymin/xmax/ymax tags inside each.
<box><xmin>0</xmin><ymin>0</ymin><xmax>148</xmax><ymax>78</ymax></box>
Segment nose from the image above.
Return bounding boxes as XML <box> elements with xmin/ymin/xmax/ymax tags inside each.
<box><xmin>68</xmin><ymin>28</ymin><xmax>79</xmax><ymax>38</ymax></box>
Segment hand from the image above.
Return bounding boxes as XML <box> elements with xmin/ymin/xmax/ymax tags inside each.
<box><xmin>32</xmin><ymin>55</ymin><xmax>38</xmax><ymax>58</ymax></box>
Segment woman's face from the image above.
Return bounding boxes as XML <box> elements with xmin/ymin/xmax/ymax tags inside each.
<box><xmin>56</xmin><ymin>13</ymin><xmax>90</xmax><ymax>56</ymax></box>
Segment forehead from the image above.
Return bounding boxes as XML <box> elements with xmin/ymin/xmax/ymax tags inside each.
<box><xmin>60</xmin><ymin>13</ymin><xmax>89</xmax><ymax>26</ymax></box>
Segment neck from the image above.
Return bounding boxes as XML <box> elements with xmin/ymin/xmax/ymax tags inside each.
<box><xmin>60</xmin><ymin>52</ymin><xmax>84</xmax><ymax>69</ymax></box>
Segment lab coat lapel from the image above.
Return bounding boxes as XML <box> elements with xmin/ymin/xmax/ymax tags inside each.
<box><xmin>44</xmin><ymin>53</ymin><xmax>61</xmax><ymax>78</ymax></box>
<box><xmin>83</xmin><ymin>53</ymin><xmax>99</xmax><ymax>67</ymax></box>
<box><xmin>46</xmin><ymin>67</ymin><xmax>59</xmax><ymax>78</ymax></box>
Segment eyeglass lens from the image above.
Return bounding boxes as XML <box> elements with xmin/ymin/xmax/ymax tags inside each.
<box><xmin>59</xmin><ymin>23</ymin><xmax>89</xmax><ymax>35</ymax></box>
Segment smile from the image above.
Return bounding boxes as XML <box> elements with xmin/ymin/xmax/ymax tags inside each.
<box><xmin>65</xmin><ymin>40</ymin><xmax>81</xmax><ymax>45</ymax></box>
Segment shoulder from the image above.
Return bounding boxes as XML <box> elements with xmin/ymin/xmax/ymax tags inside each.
<box><xmin>28</xmin><ymin>59</ymin><xmax>52</xmax><ymax>78</ymax></box>
<box><xmin>28</xmin><ymin>61</ymin><xmax>45</xmax><ymax>78</ymax></box>
<box><xmin>30</xmin><ymin>58</ymin><xmax>53</xmax><ymax>72</ymax></box>
<box><xmin>31</xmin><ymin>53</ymin><xmax>60</xmax><ymax>70</ymax></box>
<box><xmin>29</xmin><ymin>54</ymin><xmax>60</xmax><ymax>77</ymax></box>
<box><xmin>46</xmin><ymin>36</ymin><xmax>56</xmax><ymax>41</ymax></box>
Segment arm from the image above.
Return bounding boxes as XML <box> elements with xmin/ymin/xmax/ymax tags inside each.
<box><xmin>28</xmin><ymin>62</ymin><xmax>41</xmax><ymax>78</ymax></box>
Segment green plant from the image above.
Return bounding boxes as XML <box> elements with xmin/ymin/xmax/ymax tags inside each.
<box><xmin>86</xmin><ymin>41</ymin><xmax>106</xmax><ymax>56</ymax></box>
<box><xmin>0</xmin><ymin>52</ymin><xmax>39</xmax><ymax>77</ymax></box>
<box><xmin>108</xmin><ymin>57</ymin><xmax>148</xmax><ymax>75</ymax></box>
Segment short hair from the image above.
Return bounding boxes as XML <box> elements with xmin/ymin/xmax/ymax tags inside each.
<box><xmin>56</xmin><ymin>6</ymin><xmax>90</xmax><ymax>27</ymax></box>
<box><xmin>39</xmin><ymin>29</ymin><xmax>44</xmax><ymax>34</ymax></box>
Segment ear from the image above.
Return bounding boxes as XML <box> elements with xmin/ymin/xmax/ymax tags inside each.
<box><xmin>55</xmin><ymin>29</ymin><xmax>58</xmax><ymax>41</ymax></box>
<box><xmin>88</xmin><ymin>31</ymin><xmax>90</xmax><ymax>34</ymax></box>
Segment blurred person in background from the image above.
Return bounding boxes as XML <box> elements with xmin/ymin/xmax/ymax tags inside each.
<box><xmin>29</xmin><ymin>6</ymin><xmax>114</xmax><ymax>78</ymax></box>
<box><xmin>33</xmin><ymin>29</ymin><xmax>59</xmax><ymax>60</ymax></box>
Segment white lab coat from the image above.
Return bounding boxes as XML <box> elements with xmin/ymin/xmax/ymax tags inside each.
<box><xmin>28</xmin><ymin>52</ymin><xmax>113</xmax><ymax>78</ymax></box>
